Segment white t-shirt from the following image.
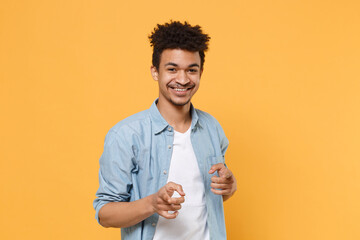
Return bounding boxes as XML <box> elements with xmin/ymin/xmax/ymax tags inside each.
<box><xmin>153</xmin><ymin>127</ymin><xmax>210</xmax><ymax>240</ymax></box>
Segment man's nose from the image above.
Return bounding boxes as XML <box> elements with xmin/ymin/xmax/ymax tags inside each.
<box><xmin>176</xmin><ymin>70</ymin><xmax>190</xmax><ymax>85</ymax></box>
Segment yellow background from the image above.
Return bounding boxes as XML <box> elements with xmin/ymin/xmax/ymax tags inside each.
<box><xmin>1</xmin><ymin>0</ymin><xmax>359</xmax><ymax>239</ymax></box>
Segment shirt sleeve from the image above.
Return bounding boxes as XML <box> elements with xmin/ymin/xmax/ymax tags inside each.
<box><xmin>93</xmin><ymin>129</ymin><xmax>136</xmax><ymax>224</ymax></box>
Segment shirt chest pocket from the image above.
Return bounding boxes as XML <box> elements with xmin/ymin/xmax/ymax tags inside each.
<box><xmin>209</xmin><ymin>155</ymin><xmax>225</xmax><ymax>165</ymax></box>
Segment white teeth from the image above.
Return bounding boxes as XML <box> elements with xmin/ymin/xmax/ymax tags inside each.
<box><xmin>174</xmin><ymin>88</ymin><xmax>187</xmax><ymax>92</ymax></box>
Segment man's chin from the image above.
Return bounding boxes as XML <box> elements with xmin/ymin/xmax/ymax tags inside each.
<box><xmin>170</xmin><ymin>99</ymin><xmax>191</xmax><ymax>106</ymax></box>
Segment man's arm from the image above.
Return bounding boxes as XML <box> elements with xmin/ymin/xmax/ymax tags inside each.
<box><xmin>98</xmin><ymin>182</ymin><xmax>185</xmax><ymax>228</ymax></box>
<box><xmin>208</xmin><ymin>163</ymin><xmax>237</xmax><ymax>201</ymax></box>
<box><xmin>94</xmin><ymin>130</ymin><xmax>184</xmax><ymax>228</ymax></box>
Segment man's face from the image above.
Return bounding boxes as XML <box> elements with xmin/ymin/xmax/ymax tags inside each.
<box><xmin>151</xmin><ymin>49</ymin><xmax>202</xmax><ymax>107</ymax></box>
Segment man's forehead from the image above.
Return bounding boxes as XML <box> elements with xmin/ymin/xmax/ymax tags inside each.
<box><xmin>160</xmin><ymin>49</ymin><xmax>201</xmax><ymax>66</ymax></box>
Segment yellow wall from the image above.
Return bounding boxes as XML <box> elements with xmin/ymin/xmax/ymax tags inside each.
<box><xmin>1</xmin><ymin>0</ymin><xmax>359</xmax><ymax>239</ymax></box>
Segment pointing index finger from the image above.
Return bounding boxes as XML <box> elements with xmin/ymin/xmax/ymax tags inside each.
<box><xmin>166</xmin><ymin>182</ymin><xmax>185</xmax><ymax>196</ymax></box>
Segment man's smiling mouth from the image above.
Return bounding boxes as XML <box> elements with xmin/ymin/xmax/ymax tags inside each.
<box><xmin>173</xmin><ymin>88</ymin><xmax>191</xmax><ymax>92</ymax></box>
<box><xmin>169</xmin><ymin>84</ymin><xmax>194</xmax><ymax>91</ymax></box>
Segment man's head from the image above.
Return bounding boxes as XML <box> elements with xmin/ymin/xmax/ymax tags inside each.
<box><xmin>149</xmin><ymin>21</ymin><xmax>210</xmax><ymax>71</ymax></box>
<box><xmin>149</xmin><ymin>21</ymin><xmax>210</xmax><ymax>108</ymax></box>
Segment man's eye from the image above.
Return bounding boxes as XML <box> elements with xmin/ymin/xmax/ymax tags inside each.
<box><xmin>188</xmin><ymin>69</ymin><xmax>198</xmax><ymax>73</ymax></box>
<box><xmin>168</xmin><ymin>68</ymin><xmax>176</xmax><ymax>72</ymax></box>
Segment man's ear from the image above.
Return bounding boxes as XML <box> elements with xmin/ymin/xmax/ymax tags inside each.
<box><xmin>150</xmin><ymin>66</ymin><xmax>158</xmax><ymax>81</ymax></box>
<box><xmin>200</xmin><ymin>68</ymin><xmax>204</xmax><ymax>77</ymax></box>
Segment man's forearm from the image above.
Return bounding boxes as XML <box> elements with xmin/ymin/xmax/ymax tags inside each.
<box><xmin>99</xmin><ymin>194</ymin><xmax>155</xmax><ymax>228</ymax></box>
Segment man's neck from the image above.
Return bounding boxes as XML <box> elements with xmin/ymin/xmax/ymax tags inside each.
<box><xmin>156</xmin><ymin>98</ymin><xmax>192</xmax><ymax>133</ymax></box>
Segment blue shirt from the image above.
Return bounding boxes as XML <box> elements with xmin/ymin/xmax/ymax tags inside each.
<box><xmin>94</xmin><ymin>99</ymin><xmax>229</xmax><ymax>240</ymax></box>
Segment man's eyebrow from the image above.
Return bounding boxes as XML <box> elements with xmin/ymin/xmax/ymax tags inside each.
<box><xmin>164</xmin><ymin>62</ymin><xmax>200</xmax><ymax>68</ymax></box>
<box><xmin>188</xmin><ymin>63</ymin><xmax>200</xmax><ymax>68</ymax></box>
<box><xmin>164</xmin><ymin>62</ymin><xmax>178</xmax><ymax>67</ymax></box>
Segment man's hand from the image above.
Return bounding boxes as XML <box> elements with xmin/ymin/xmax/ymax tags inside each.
<box><xmin>208</xmin><ymin>163</ymin><xmax>237</xmax><ymax>201</ymax></box>
<box><xmin>151</xmin><ymin>182</ymin><xmax>185</xmax><ymax>219</ymax></box>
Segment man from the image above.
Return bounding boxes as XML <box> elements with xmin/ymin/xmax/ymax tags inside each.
<box><xmin>94</xmin><ymin>21</ymin><xmax>237</xmax><ymax>240</ymax></box>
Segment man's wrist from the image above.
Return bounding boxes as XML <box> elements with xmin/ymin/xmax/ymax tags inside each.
<box><xmin>145</xmin><ymin>194</ymin><xmax>156</xmax><ymax>215</ymax></box>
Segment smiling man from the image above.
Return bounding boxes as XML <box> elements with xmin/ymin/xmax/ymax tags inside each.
<box><xmin>94</xmin><ymin>21</ymin><xmax>237</xmax><ymax>240</ymax></box>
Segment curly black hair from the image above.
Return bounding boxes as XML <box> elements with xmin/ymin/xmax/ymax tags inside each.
<box><xmin>149</xmin><ymin>21</ymin><xmax>210</xmax><ymax>70</ymax></box>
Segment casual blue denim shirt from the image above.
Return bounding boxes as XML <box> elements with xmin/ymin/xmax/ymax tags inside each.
<box><xmin>94</xmin><ymin>99</ymin><xmax>229</xmax><ymax>240</ymax></box>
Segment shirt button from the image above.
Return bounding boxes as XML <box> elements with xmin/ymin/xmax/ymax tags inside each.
<box><xmin>168</xmin><ymin>145</ymin><xmax>172</xmax><ymax>149</ymax></box>
<box><xmin>163</xmin><ymin>170</ymin><xmax>167</xmax><ymax>175</ymax></box>
<box><xmin>168</xmin><ymin>127</ymin><xmax>172</xmax><ymax>131</ymax></box>
<box><xmin>152</xmin><ymin>223</ymin><xmax>156</xmax><ymax>227</ymax></box>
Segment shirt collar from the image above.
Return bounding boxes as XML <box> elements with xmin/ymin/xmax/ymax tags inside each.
<box><xmin>149</xmin><ymin>99</ymin><xmax>201</xmax><ymax>135</ymax></box>
<box><xmin>190</xmin><ymin>103</ymin><xmax>202</xmax><ymax>130</ymax></box>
